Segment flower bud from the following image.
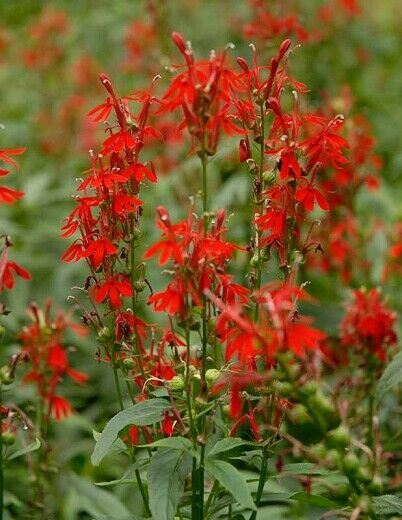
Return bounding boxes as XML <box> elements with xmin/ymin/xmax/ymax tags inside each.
<box><xmin>342</xmin><ymin>452</ymin><xmax>359</xmax><ymax>475</ymax></box>
<box><xmin>205</xmin><ymin>369</ymin><xmax>220</xmax><ymax>388</ymax></box>
<box><xmin>133</xmin><ymin>280</ymin><xmax>146</xmax><ymax>292</ymax></box>
<box><xmin>97</xmin><ymin>326</ymin><xmax>112</xmax><ymax>343</ymax></box>
<box><xmin>326</xmin><ymin>425</ymin><xmax>351</xmax><ymax>450</ymax></box>
<box><xmin>123</xmin><ymin>358</ymin><xmax>136</xmax><ymax>370</ymax></box>
<box><xmin>0</xmin><ymin>366</ymin><xmax>13</xmax><ymax>385</ymax></box>
<box><xmin>262</xmin><ymin>170</ymin><xmax>276</xmax><ymax>185</ymax></box>
<box><xmin>2</xmin><ymin>431</ymin><xmax>16</xmax><ymax>446</ymax></box>
<box><xmin>168</xmin><ymin>375</ymin><xmax>185</xmax><ymax>397</ymax></box>
<box><xmin>250</xmin><ymin>253</ymin><xmax>260</xmax><ymax>268</ymax></box>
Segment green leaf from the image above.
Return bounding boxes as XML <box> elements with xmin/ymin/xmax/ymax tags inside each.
<box><xmin>373</xmin><ymin>495</ymin><xmax>402</xmax><ymax>515</ymax></box>
<box><xmin>375</xmin><ymin>351</ymin><xmax>402</xmax><ymax>404</ymax></box>
<box><xmin>290</xmin><ymin>492</ymin><xmax>339</xmax><ymax>510</ymax></box>
<box><xmin>68</xmin><ymin>473</ymin><xmax>131</xmax><ymax>519</ymax></box>
<box><xmin>143</xmin><ymin>437</ymin><xmax>194</xmax><ymax>452</ymax></box>
<box><xmin>96</xmin><ymin>469</ymin><xmax>135</xmax><ymax>487</ymax></box>
<box><xmin>282</xmin><ymin>463</ymin><xmax>330</xmax><ymax>475</ymax></box>
<box><xmin>147</xmin><ymin>448</ymin><xmax>193</xmax><ymax>520</ymax></box>
<box><xmin>205</xmin><ymin>459</ymin><xmax>256</xmax><ymax>511</ymax></box>
<box><xmin>207</xmin><ymin>437</ymin><xmax>247</xmax><ymax>459</ymax></box>
<box><xmin>91</xmin><ymin>399</ymin><xmax>170</xmax><ymax>465</ymax></box>
<box><xmin>7</xmin><ymin>438</ymin><xmax>41</xmax><ymax>461</ymax></box>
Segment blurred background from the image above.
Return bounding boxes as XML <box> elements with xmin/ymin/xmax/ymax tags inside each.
<box><xmin>0</xmin><ymin>1</ymin><xmax>401</xmax><ymax>517</ymax></box>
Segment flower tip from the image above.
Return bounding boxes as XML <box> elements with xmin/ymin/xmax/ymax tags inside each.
<box><xmin>171</xmin><ymin>32</ymin><xmax>186</xmax><ymax>53</ymax></box>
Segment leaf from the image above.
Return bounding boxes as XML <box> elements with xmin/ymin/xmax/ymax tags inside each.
<box><xmin>93</xmin><ymin>430</ymin><xmax>126</xmax><ymax>455</ymax></box>
<box><xmin>96</xmin><ymin>469</ymin><xmax>135</xmax><ymax>487</ymax></box>
<box><xmin>373</xmin><ymin>495</ymin><xmax>402</xmax><ymax>515</ymax></box>
<box><xmin>8</xmin><ymin>438</ymin><xmax>41</xmax><ymax>461</ymax></box>
<box><xmin>282</xmin><ymin>463</ymin><xmax>330</xmax><ymax>475</ymax></box>
<box><xmin>207</xmin><ymin>437</ymin><xmax>247</xmax><ymax>459</ymax></box>
<box><xmin>68</xmin><ymin>473</ymin><xmax>131</xmax><ymax>519</ymax></box>
<box><xmin>143</xmin><ymin>437</ymin><xmax>194</xmax><ymax>452</ymax></box>
<box><xmin>147</xmin><ymin>448</ymin><xmax>193</xmax><ymax>520</ymax></box>
<box><xmin>205</xmin><ymin>459</ymin><xmax>256</xmax><ymax>511</ymax></box>
<box><xmin>290</xmin><ymin>492</ymin><xmax>339</xmax><ymax>509</ymax></box>
<box><xmin>91</xmin><ymin>399</ymin><xmax>170</xmax><ymax>465</ymax></box>
<box><xmin>375</xmin><ymin>351</ymin><xmax>402</xmax><ymax>404</ymax></box>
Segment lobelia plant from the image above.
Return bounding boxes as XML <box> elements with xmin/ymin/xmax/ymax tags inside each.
<box><xmin>57</xmin><ymin>26</ymin><xmax>401</xmax><ymax>520</ymax></box>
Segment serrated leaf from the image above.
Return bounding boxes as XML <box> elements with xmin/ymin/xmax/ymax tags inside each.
<box><xmin>148</xmin><ymin>448</ymin><xmax>192</xmax><ymax>520</ymax></box>
<box><xmin>373</xmin><ymin>494</ymin><xmax>402</xmax><ymax>515</ymax></box>
<box><xmin>8</xmin><ymin>438</ymin><xmax>40</xmax><ymax>461</ymax></box>
<box><xmin>375</xmin><ymin>351</ymin><xmax>402</xmax><ymax>404</ymax></box>
<box><xmin>92</xmin><ymin>399</ymin><xmax>170</xmax><ymax>465</ymax></box>
<box><xmin>207</xmin><ymin>437</ymin><xmax>247</xmax><ymax>459</ymax></box>
<box><xmin>205</xmin><ymin>459</ymin><xmax>256</xmax><ymax>511</ymax></box>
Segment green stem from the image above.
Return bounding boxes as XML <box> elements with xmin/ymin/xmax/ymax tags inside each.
<box><xmin>254</xmin><ymin>104</ymin><xmax>266</xmax><ymax>321</ymax></box>
<box><xmin>111</xmin><ymin>352</ymin><xmax>124</xmax><ymax>411</ymax></box>
<box><xmin>110</xmin><ymin>347</ymin><xmax>151</xmax><ymax>517</ymax></box>
<box><xmin>204</xmin><ymin>479</ymin><xmax>219</xmax><ymax>517</ymax></box>
<box><xmin>198</xmin><ymin>124</ymin><xmax>208</xmax><ymax>519</ymax></box>
<box><xmin>367</xmin><ymin>355</ymin><xmax>377</xmax><ymax>456</ymax></box>
<box><xmin>250</xmin><ymin>446</ymin><xmax>269</xmax><ymax>519</ymax></box>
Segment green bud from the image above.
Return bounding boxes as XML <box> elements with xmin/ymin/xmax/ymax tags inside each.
<box><xmin>0</xmin><ymin>325</ymin><xmax>6</xmax><ymax>340</ymax></box>
<box><xmin>97</xmin><ymin>326</ymin><xmax>112</xmax><ymax>343</ymax></box>
<box><xmin>168</xmin><ymin>375</ymin><xmax>185</xmax><ymax>396</ymax></box>
<box><xmin>249</xmin><ymin>253</ymin><xmax>260</xmax><ymax>268</ymax></box>
<box><xmin>325</xmin><ymin>448</ymin><xmax>341</xmax><ymax>469</ymax></box>
<box><xmin>122</xmin><ymin>358</ymin><xmax>136</xmax><ymax>370</ymax></box>
<box><xmin>342</xmin><ymin>452</ymin><xmax>359</xmax><ymax>475</ymax></box>
<box><xmin>194</xmin><ymin>396</ymin><xmax>209</xmax><ymax>410</ymax></box>
<box><xmin>272</xmin><ymin>380</ymin><xmax>293</xmax><ymax>397</ymax></box>
<box><xmin>0</xmin><ymin>366</ymin><xmax>13</xmax><ymax>385</ymax></box>
<box><xmin>309</xmin><ymin>442</ymin><xmax>327</xmax><ymax>460</ymax></box>
<box><xmin>2</xmin><ymin>431</ymin><xmax>16</xmax><ymax>446</ymax></box>
<box><xmin>289</xmin><ymin>404</ymin><xmax>310</xmax><ymax>424</ymax></box>
<box><xmin>356</xmin><ymin>466</ymin><xmax>372</xmax><ymax>484</ymax></box>
<box><xmin>368</xmin><ymin>474</ymin><xmax>383</xmax><ymax>495</ymax></box>
<box><xmin>132</xmin><ymin>227</ymin><xmax>142</xmax><ymax>240</ymax></box>
<box><xmin>326</xmin><ymin>425</ymin><xmax>351</xmax><ymax>450</ymax></box>
<box><xmin>133</xmin><ymin>280</ymin><xmax>146</xmax><ymax>292</ymax></box>
<box><xmin>222</xmin><ymin>404</ymin><xmax>230</xmax><ymax>417</ymax></box>
<box><xmin>332</xmin><ymin>483</ymin><xmax>351</xmax><ymax>501</ymax></box>
<box><xmin>207</xmin><ymin>317</ymin><xmax>217</xmax><ymax>333</ymax></box>
<box><xmin>299</xmin><ymin>381</ymin><xmax>318</xmax><ymax>397</ymax></box>
<box><xmin>262</xmin><ymin>170</ymin><xmax>276</xmax><ymax>185</ymax></box>
<box><xmin>205</xmin><ymin>369</ymin><xmax>220</xmax><ymax>388</ymax></box>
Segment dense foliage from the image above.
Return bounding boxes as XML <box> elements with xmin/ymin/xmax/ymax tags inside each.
<box><xmin>0</xmin><ymin>1</ymin><xmax>401</xmax><ymax>519</ymax></box>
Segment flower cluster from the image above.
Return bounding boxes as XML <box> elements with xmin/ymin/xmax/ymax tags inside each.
<box><xmin>340</xmin><ymin>288</ymin><xmax>397</xmax><ymax>362</ymax></box>
<box><xmin>0</xmin><ymin>147</ymin><xmax>31</xmax><ymax>292</ymax></box>
<box><xmin>19</xmin><ymin>302</ymin><xmax>88</xmax><ymax>420</ymax></box>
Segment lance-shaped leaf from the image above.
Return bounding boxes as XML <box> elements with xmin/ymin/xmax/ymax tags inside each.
<box><xmin>148</xmin><ymin>448</ymin><xmax>193</xmax><ymax>520</ymax></box>
<box><xmin>91</xmin><ymin>399</ymin><xmax>171</xmax><ymax>465</ymax></box>
<box><xmin>205</xmin><ymin>459</ymin><xmax>256</xmax><ymax>511</ymax></box>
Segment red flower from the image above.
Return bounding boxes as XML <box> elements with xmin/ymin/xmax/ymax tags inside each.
<box><xmin>340</xmin><ymin>288</ymin><xmax>397</xmax><ymax>361</ymax></box>
<box><xmin>93</xmin><ymin>275</ymin><xmax>133</xmax><ymax>308</ymax></box>
<box><xmin>50</xmin><ymin>395</ymin><xmax>72</xmax><ymax>420</ymax></box>
<box><xmin>295</xmin><ymin>182</ymin><xmax>329</xmax><ymax>211</ymax></box>
<box><xmin>0</xmin><ymin>259</ymin><xmax>31</xmax><ymax>291</ymax></box>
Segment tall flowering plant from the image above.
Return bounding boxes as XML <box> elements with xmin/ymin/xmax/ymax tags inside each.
<box><xmin>59</xmin><ymin>26</ymin><xmax>400</xmax><ymax>520</ymax></box>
